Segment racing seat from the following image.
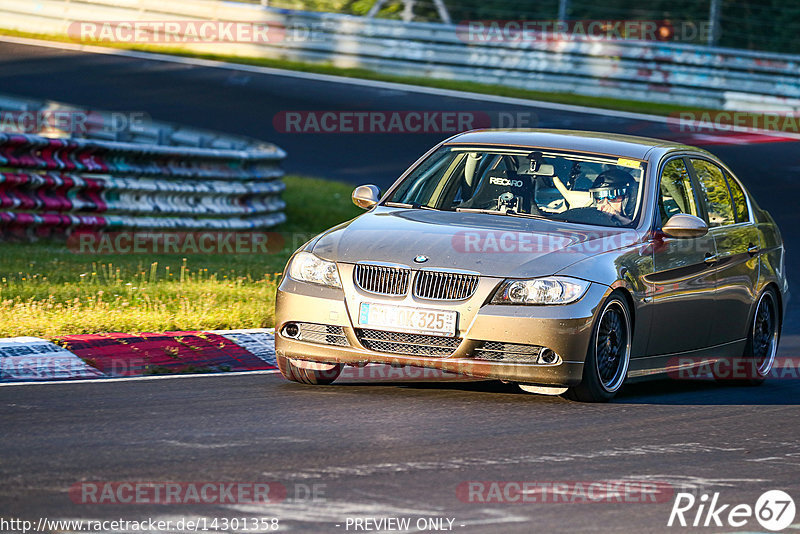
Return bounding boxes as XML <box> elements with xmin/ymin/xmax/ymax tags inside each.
<box><xmin>458</xmin><ymin>169</ymin><xmax>532</xmax><ymax>212</ymax></box>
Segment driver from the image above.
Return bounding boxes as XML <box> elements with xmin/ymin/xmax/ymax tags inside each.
<box><xmin>589</xmin><ymin>169</ymin><xmax>635</xmax><ymax>225</ymax></box>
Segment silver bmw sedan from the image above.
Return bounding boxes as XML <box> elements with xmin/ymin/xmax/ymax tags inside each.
<box><xmin>274</xmin><ymin>130</ymin><xmax>787</xmax><ymax>402</ymax></box>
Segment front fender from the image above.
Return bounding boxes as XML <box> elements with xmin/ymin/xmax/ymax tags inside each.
<box><xmin>556</xmin><ymin>237</ymin><xmax>655</xmax><ymax>358</ymax></box>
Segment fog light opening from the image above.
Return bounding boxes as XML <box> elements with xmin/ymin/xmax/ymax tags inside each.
<box><xmin>283</xmin><ymin>323</ymin><xmax>300</xmax><ymax>338</ymax></box>
<box><xmin>539</xmin><ymin>349</ymin><xmax>558</xmax><ymax>364</ymax></box>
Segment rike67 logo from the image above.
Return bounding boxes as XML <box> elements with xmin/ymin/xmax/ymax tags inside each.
<box><xmin>668</xmin><ymin>490</ymin><xmax>795</xmax><ymax>531</ymax></box>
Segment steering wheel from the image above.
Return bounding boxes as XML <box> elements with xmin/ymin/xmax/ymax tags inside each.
<box><xmin>558</xmin><ymin>207</ymin><xmax>623</xmax><ymax>226</ymax></box>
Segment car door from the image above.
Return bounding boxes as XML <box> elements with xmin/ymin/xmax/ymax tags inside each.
<box><xmin>688</xmin><ymin>158</ymin><xmax>760</xmax><ymax>347</ymax></box>
<box><xmin>645</xmin><ymin>156</ymin><xmax>717</xmax><ymax>356</ymax></box>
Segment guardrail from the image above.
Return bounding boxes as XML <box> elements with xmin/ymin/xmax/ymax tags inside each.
<box><xmin>1</xmin><ymin>0</ymin><xmax>799</xmax><ymax>110</ymax></box>
<box><xmin>0</xmin><ymin>95</ymin><xmax>286</xmax><ymax>237</ymax></box>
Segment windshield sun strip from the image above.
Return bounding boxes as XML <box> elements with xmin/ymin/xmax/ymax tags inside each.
<box><xmin>445</xmin><ymin>143</ymin><xmax>648</xmax><ymax>163</ymax></box>
<box><xmin>446</xmin><ymin>147</ymin><xmax>646</xmax><ymax>166</ymax></box>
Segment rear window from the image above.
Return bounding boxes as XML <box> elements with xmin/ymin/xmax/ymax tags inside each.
<box><xmin>726</xmin><ymin>174</ymin><xmax>750</xmax><ymax>223</ymax></box>
<box><xmin>690</xmin><ymin>159</ymin><xmax>735</xmax><ymax>227</ymax></box>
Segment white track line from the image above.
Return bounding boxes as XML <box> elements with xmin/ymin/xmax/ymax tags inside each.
<box><xmin>0</xmin><ymin>368</ymin><xmax>282</xmax><ymax>387</ymax></box>
<box><xmin>4</xmin><ymin>34</ymin><xmax>799</xmax><ymax>140</ymax></box>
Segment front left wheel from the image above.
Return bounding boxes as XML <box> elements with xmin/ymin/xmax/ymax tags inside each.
<box><xmin>277</xmin><ymin>353</ymin><xmax>343</xmax><ymax>385</ymax></box>
<box><xmin>565</xmin><ymin>292</ymin><xmax>632</xmax><ymax>402</ymax></box>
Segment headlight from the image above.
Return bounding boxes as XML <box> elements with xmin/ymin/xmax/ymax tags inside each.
<box><xmin>491</xmin><ymin>276</ymin><xmax>589</xmax><ymax>305</ymax></box>
<box><xmin>288</xmin><ymin>251</ymin><xmax>342</xmax><ymax>289</ymax></box>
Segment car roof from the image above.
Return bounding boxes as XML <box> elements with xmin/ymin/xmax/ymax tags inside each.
<box><xmin>444</xmin><ymin>129</ymin><xmax>700</xmax><ymax>161</ymax></box>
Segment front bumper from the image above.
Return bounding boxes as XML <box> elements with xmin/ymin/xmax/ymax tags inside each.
<box><xmin>275</xmin><ymin>278</ymin><xmax>610</xmax><ymax>387</ymax></box>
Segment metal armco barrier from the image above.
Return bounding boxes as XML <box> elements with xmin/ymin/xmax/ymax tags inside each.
<box><xmin>1</xmin><ymin>0</ymin><xmax>799</xmax><ymax>110</ymax></box>
<box><xmin>0</xmin><ymin>111</ymin><xmax>287</xmax><ymax>236</ymax></box>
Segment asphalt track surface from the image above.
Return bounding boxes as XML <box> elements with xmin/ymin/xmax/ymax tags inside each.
<box><xmin>1</xmin><ymin>40</ymin><xmax>799</xmax><ymax>533</ymax></box>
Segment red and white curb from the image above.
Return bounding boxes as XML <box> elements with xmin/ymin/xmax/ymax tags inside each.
<box><xmin>0</xmin><ymin>329</ymin><xmax>276</xmax><ymax>383</ymax></box>
<box><xmin>0</xmin><ymin>337</ymin><xmax>106</xmax><ymax>381</ymax></box>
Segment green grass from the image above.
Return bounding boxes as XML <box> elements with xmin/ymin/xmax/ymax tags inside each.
<box><xmin>0</xmin><ymin>28</ymin><xmax>713</xmax><ymax>118</ymax></box>
<box><xmin>0</xmin><ymin>176</ymin><xmax>361</xmax><ymax>338</ymax></box>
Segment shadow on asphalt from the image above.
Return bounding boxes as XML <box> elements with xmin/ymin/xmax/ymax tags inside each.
<box><xmin>614</xmin><ymin>378</ymin><xmax>800</xmax><ymax>405</ymax></box>
<box><xmin>322</xmin><ymin>376</ymin><xmax>800</xmax><ymax>405</ymax></box>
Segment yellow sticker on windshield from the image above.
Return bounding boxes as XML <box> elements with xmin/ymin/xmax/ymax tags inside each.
<box><xmin>616</xmin><ymin>158</ymin><xmax>642</xmax><ymax>169</ymax></box>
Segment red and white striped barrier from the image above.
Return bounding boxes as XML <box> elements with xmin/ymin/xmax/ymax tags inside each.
<box><xmin>0</xmin><ymin>92</ymin><xmax>287</xmax><ymax>237</ymax></box>
<box><xmin>0</xmin><ymin>132</ymin><xmax>286</xmax><ymax>238</ymax></box>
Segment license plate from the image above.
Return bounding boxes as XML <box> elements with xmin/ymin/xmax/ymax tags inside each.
<box><xmin>358</xmin><ymin>302</ymin><xmax>457</xmax><ymax>337</ymax></box>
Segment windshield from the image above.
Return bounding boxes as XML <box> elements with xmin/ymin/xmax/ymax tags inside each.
<box><xmin>385</xmin><ymin>146</ymin><xmax>647</xmax><ymax>228</ymax></box>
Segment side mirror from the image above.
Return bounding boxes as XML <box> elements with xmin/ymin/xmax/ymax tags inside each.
<box><xmin>662</xmin><ymin>213</ymin><xmax>709</xmax><ymax>238</ymax></box>
<box><xmin>352</xmin><ymin>184</ymin><xmax>381</xmax><ymax>209</ymax></box>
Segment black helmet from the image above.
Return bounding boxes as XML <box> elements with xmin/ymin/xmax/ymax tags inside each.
<box><xmin>590</xmin><ymin>169</ymin><xmax>635</xmax><ymax>214</ymax></box>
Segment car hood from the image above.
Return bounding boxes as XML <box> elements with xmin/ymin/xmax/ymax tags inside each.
<box><xmin>312</xmin><ymin>207</ymin><xmax>641</xmax><ymax>279</ymax></box>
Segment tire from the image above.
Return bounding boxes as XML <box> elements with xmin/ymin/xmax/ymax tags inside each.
<box><xmin>276</xmin><ymin>352</ymin><xmax>343</xmax><ymax>385</ymax></box>
<box><xmin>718</xmin><ymin>287</ymin><xmax>780</xmax><ymax>386</ymax></box>
<box><xmin>565</xmin><ymin>292</ymin><xmax>632</xmax><ymax>402</ymax></box>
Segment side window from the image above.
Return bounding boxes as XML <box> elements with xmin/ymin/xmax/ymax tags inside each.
<box><xmin>691</xmin><ymin>159</ymin><xmax>735</xmax><ymax>227</ymax></box>
<box><xmin>658</xmin><ymin>158</ymin><xmax>699</xmax><ymax>225</ymax></box>
<box><xmin>726</xmin><ymin>174</ymin><xmax>749</xmax><ymax>223</ymax></box>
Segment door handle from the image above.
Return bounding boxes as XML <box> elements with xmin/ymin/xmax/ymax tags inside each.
<box><xmin>704</xmin><ymin>253</ymin><xmax>719</xmax><ymax>265</ymax></box>
<box><xmin>747</xmin><ymin>243</ymin><xmax>760</xmax><ymax>256</ymax></box>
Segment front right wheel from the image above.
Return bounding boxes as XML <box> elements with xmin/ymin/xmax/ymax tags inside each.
<box><xmin>565</xmin><ymin>292</ymin><xmax>632</xmax><ymax>402</ymax></box>
<box><xmin>277</xmin><ymin>352</ymin><xmax>343</xmax><ymax>385</ymax></box>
